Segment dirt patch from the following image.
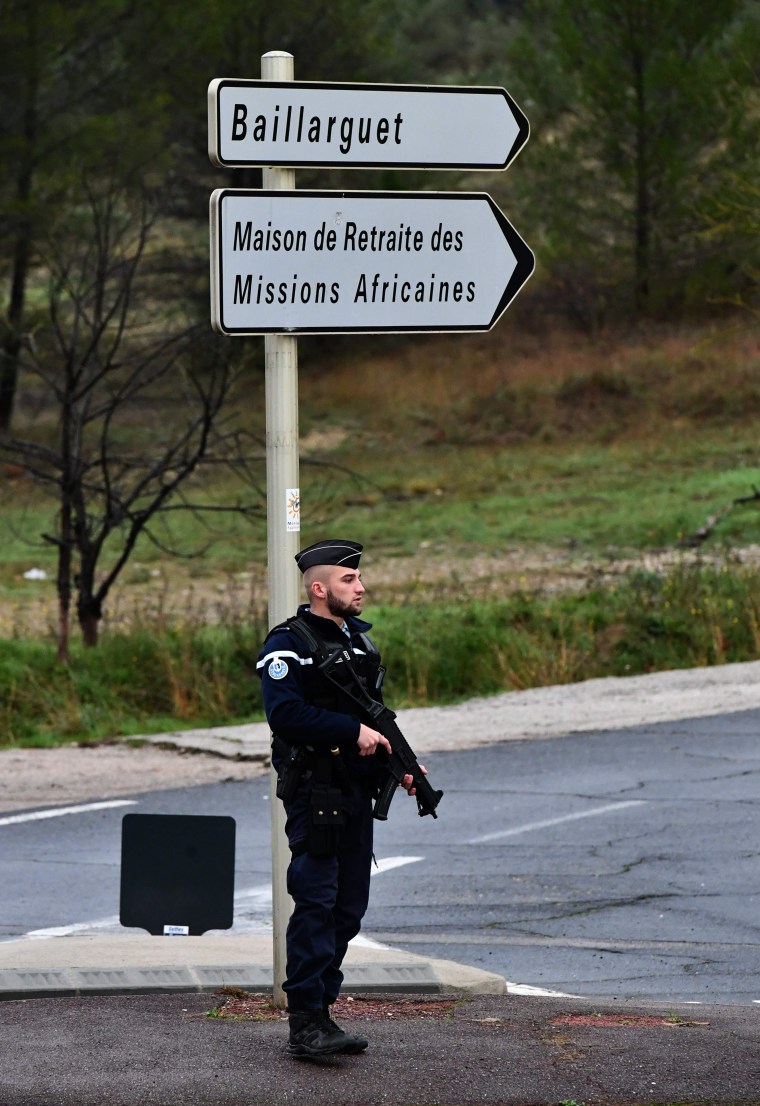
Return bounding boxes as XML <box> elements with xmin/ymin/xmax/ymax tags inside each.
<box><xmin>7</xmin><ymin>543</ymin><xmax>760</xmax><ymax>639</ymax></box>
<box><xmin>208</xmin><ymin>991</ymin><xmax>460</xmax><ymax>1022</ymax></box>
<box><xmin>0</xmin><ymin>744</ymin><xmax>266</xmax><ymax>814</ymax></box>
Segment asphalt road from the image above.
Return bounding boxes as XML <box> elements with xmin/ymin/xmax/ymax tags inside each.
<box><xmin>3</xmin><ymin>708</ymin><xmax>760</xmax><ymax>1006</ymax></box>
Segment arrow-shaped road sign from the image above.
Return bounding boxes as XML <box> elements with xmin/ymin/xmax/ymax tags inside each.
<box><xmin>210</xmin><ymin>190</ymin><xmax>534</xmax><ymax>335</ymax></box>
<box><xmin>208</xmin><ymin>80</ymin><xmax>529</xmax><ymax>171</ymax></box>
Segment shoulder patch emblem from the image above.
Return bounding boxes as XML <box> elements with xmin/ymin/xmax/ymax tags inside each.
<box><xmin>268</xmin><ymin>658</ymin><xmax>289</xmax><ymax>680</ymax></box>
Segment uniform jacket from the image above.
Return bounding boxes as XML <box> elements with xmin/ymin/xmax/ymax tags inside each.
<box><xmin>256</xmin><ymin>604</ymin><xmax>383</xmax><ymax>773</ymax></box>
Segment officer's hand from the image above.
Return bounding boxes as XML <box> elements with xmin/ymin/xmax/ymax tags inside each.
<box><xmin>402</xmin><ymin>764</ymin><xmax>427</xmax><ymax>795</ymax></box>
<box><xmin>357</xmin><ymin>724</ymin><xmax>392</xmax><ymax>756</ymax></box>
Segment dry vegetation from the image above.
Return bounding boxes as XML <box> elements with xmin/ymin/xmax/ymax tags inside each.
<box><xmin>305</xmin><ymin>317</ymin><xmax>760</xmax><ymax>444</ymax></box>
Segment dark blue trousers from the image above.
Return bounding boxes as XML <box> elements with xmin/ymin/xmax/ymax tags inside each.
<box><xmin>282</xmin><ymin>778</ymin><xmax>374</xmax><ymax>1012</ymax></box>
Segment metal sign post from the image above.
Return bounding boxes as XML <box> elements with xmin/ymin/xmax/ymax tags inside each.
<box><xmin>260</xmin><ymin>50</ymin><xmax>299</xmax><ymax>1011</ymax></box>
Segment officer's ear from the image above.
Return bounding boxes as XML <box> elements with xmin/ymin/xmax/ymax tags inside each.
<box><xmin>309</xmin><ymin>578</ymin><xmax>327</xmax><ymax>601</ymax></box>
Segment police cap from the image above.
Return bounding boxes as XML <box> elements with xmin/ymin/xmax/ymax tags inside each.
<box><xmin>295</xmin><ymin>538</ymin><xmax>363</xmax><ymax>573</ymax></box>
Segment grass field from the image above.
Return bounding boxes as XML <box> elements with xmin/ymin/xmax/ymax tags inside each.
<box><xmin>3</xmin><ymin>315</ymin><xmax>760</xmax><ymax>579</ymax></box>
<box><xmin>2</xmin><ymin>312</ymin><xmax>759</xmax><ymax>745</ymax></box>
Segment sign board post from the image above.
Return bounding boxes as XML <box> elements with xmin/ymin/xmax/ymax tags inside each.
<box><xmin>260</xmin><ymin>50</ymin><xmax>299</xmax><ymax>1012</ymax></box>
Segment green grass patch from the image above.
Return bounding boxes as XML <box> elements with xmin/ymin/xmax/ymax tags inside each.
<box><xmin>300</xmin><ymin>432</ymin><xmax>760</xmax><ymax>558</ymax></box>
<box><xmin>375</xmin><ymin>559</ymin><xmax>760</xmax><ymax>706</ymax></box>
<box><xmin>0</xmin><ymin>620</ymin><xmax>265</xmax><ymax>747</ymax></box>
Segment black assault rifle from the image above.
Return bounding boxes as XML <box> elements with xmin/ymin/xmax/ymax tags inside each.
<box><xmin>319</xmin><ymin>647</ymin><xmax>443</xmax><ymax>821</ymax></box>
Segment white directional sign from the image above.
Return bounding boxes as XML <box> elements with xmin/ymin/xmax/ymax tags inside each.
<box><xmin>209</xmin><ymin>189</ymin><xmax>534</xmax><ymax>335</ymax></box>
<box><xmin>208</xmin><ymin>80</ymin><xmax>529</xmax><ymax>170</ymax></box>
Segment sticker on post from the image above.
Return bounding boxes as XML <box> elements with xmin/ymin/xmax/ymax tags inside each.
<box><xmin>287</xmin><ymin>488</ymin><xmax>300</xmax><ymax>531</ymax></box>
<box><xmin>163</xmin><ymin>924</ymin><xmax>190</xmax><ymax>937</ymax></box>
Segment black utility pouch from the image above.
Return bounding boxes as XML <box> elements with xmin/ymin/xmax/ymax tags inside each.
<box><xmin>308</xmin><ymin>784</ymin><xmax>344</xmax><ymax>856</ymax></box>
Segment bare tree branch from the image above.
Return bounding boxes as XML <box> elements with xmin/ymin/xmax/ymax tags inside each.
<box><xmin>4</xmin><ymin>172</ymin><xmax>262</xmax><ymax>655</ymax></box>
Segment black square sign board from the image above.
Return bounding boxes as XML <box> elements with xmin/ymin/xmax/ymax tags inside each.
<box><xmin>120</xmin><ymin>813</ymin><xmax>236</xmax><ymax>936</ymax></box>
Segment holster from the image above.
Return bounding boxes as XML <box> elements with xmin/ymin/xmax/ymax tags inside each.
<box><xmin>273</xmin><ymin>739</ymin><xmax>306</xmax><ymax>804</ymax></box>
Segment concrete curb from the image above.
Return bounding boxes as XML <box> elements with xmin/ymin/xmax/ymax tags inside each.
<box><xmin>0</xmin><ymin>935</ymin><xmax>506</xmax><ymax>1001</ymax></box>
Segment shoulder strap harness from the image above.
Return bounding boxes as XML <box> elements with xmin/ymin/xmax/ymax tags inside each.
<box><xmin>279</xmin><ymin>614</ymin><xmax>380</xmax><ymax>665</ymax></box>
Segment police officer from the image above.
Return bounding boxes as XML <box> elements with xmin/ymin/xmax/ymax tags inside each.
<box><xmin>257</xmin><ymin>538</ymin><xmax>417</xmax><ymax>1057</ymax></box>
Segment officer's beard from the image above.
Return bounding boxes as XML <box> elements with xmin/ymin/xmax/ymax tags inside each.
<box><xmin>325</xmin><ymin>588</ymin><xmax>361</xmax><ymax>619</ymax></box>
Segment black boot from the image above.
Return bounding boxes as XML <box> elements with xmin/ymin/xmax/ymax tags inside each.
<box><xmin>322</xmin><ymin>1003</ymin><xmax>369</xmax><ymax>1054</ymax></box>
<box><xmin>287</xmin><ymin>1011</ymin><xmax>349</xmax><ymax>1057</ymax></box>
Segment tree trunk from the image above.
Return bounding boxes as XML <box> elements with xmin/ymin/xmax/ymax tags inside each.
<box><xmin>56</xmin><ymin>587</ymin><xmax>71</xmax><ymax>664</ymax></box>
<box><xmin>78</xmin><ymin>607</ymin><xmax>101</xmax><ymax>647</ymax></box>
<box><xmin>56</xmin><ymin>507</ymin><xmax>73</xmax><ymax>665</ymax></box>
<box><xmin>1</xmin><ymin>9</ymin><xmax>39</xmax><ymax>432</ymax></box>
<box><xmin>0</xmin><ymin>223</ymin><xmax>32</xmax><ymax>431</ymax></box>
<box><xmin>76</xmin><ymin>560</ymin><xmax>103</xmax><ymax>647</ymax></box>
<box><xmin>632</xmin><ymin>38</ymin><xmax>650</xmax><ymax>313</ymax></box>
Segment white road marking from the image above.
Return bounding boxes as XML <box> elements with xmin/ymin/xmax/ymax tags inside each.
<box><xmin>352</xmin><ymin>933</ymin><xmax>392</xmax><ymax>949</ymax></box>
<box><xmin>468</xmin><ymin>800</ymin><xmax>646</xmax><ymax>844</ymax></box>
<box><xmin>0</xmin><ymin>800</ymin><xmax>137</xmax><ymax>827</ymax></box>
<box><xmin>23</xmin><ymin>916</ymin><xmax>123</xmax><ymax>940</ymax></box>
<box><xmin>372</xmin><ymin>855</ymin><xmax>423</xmax><ymax>875</ymax></box>
<box><xmin>234</xmin><ymin>884</ymin><xmax>273</xmax><ymax>909</ymax></box>
<box><xmin>507</xmin><ymin>982</ymin><xmax>581</xmax><ymax>998</ymax></box>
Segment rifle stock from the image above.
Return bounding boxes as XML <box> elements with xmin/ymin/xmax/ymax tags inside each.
<box><xmin>319</xmin><ymin>648</ymin><xmax>443</xmax><ymax>820</ymax></box>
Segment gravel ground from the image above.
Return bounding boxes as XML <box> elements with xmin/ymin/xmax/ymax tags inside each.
<box><xmin>0</xmin><ymin>744</ymin><xmax>266</xmax><ymax>814</ymax></box>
